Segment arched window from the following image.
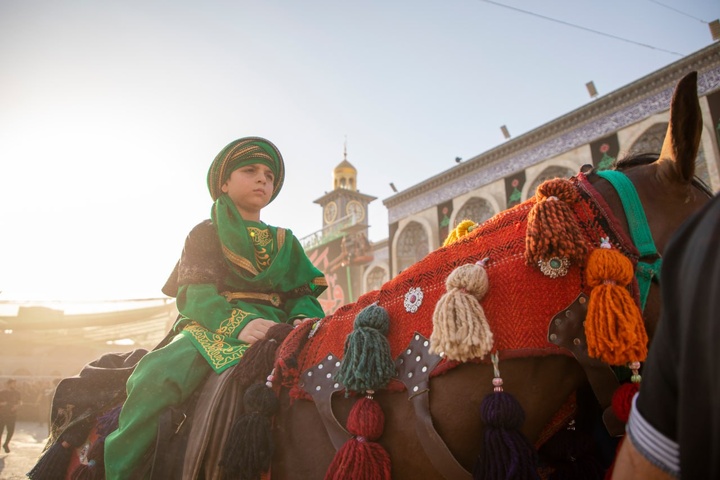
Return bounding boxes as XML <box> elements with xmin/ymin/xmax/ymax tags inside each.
<box><xmin>527</xmin><ymin>166</ymin><xmax>576</xmax><ymax>199</ymax></box>
<box><xmin>454</xmin><ymin>197</ymin><xmax>495</xmax><ymax>226</ymax></box>
<box><xmin>365</xmin><ymin>266</ymin><xmax>387</xmax><ymax>293</ymax></box>
<box><xmin>630</xmin><ymin>122</ymin><xmax>710</xmax><ymax>187</ymax></box>
<box><xmin>396</xmin><ymin>222</ymin><xmax>429</xmax><ymax>273</ymax></box>
<box><xmin>630</xmin><ymin>123</ymin><xmax>666</xmax><ymax>155</ymax></box>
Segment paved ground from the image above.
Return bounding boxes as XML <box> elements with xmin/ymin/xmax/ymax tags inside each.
<box><xmin>0</xmin><ymin>422</ymin><xmax>48</xmax><ymax>480</ymax></box>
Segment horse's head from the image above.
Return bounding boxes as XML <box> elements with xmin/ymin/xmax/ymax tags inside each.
<box><xmin>588</xmin><ymin>71</ymin><xmax>712</xmax><ymax>340</ymax></box>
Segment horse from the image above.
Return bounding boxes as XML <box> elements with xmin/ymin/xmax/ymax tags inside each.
<box><xmin>265</xmin><ymin>70</ymin><xmax>712</xmax><ymax>480</ymax></box>
<box><xmin>29</xmin><ymin>71</ymin><xmax>712</xmax><ymax>480</ymax></box>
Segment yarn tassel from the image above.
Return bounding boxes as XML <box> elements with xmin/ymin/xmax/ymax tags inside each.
<box><xmin>430</xmin><ymin>260</ymin><xmax>494</xmax><ymax>362</ymax></box>
<box><xmin>232</xmin><ymin>322</ymin><xmax>294</xmax><ymax>390</ymax></box>
<box><xmin>585</xmin><ymin>239</ymin><xmax>648</xmax><ymax>365</ymax></box>
<box><xmin>324</xmin><ymin>395</ymin><xmax>391</xmax><ymax>480</ymax></box>
<box><xmin>334</xmin><ymin>304</ymin><xmax>396</xmax><ymax>393</ymax></box>
<box><xmin>474</xmin><ymin>354</ymin><xmax>538</xmax><ymax>480</ymax></box>
<box><xmin>28</xmin><ymin>416</ymin><xmax>96</xmax><ymax>480</ymax></box>
<box><xmin>27</xmin><ymin>441</ymin><xmax>75</xmax><ymax>480</ymax></box>
<box><xmin>525</xmin><ymin>178</ymin><xmax>587</xmax><ymax>269</ymax></box>
<box><xmin>274</xmin><ymin>319</ymin><xmax>315</xmax><ymax>389</ymax></box>
<box><xmin>69</xmin><ymin>405</ymin><xmax>122</xmax><ymax>480</ymax></box>
<box><xmin>219</xmin><ymin>384</ymin><xmax>280</xmax><ymax>480</ymax></box>
<box><xmin>69</xmin><ymin>438</ymin><xmax>105</xmax><ymax>480</ymax></box>
<box><xmin>443</xmin><ymin>219</ymin><xmax>478</xmax><ymax>247</ymax></box>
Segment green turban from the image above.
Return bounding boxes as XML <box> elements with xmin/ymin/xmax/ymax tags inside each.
<box><xmin>207</xmin><ymin>137</ymin><xmax>285</xmax><ymax>203</ymax></box>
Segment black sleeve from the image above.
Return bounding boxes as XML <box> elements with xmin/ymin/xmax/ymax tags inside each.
<box><xmin>636</xmin><ymin>194</ymin><xmax>720</xmax><ymax>476</ymax></box>
<box><xmin>161</xmin><ymin>220</ymin><xmax>227</xmax><ymax>297</ymax></box>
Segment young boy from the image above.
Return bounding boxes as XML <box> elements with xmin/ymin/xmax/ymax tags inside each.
<box><xmin>104</xmin><ymin>137</ymin><xmax>327</xmax><ymax>479</ymax></box>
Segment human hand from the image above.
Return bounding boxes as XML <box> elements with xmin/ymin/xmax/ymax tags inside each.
<box><xmin>237</xmin><ymin>318</ymin><xmax>276</xmax><ymax>344</ymax></box>
<box><xmin>292</xmin><ymin>318</ymin><xmax>304</xmax><ymax>326</ymax></box>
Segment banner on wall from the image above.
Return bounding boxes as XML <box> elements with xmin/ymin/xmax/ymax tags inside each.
<box><xmin>708</xmin><ymin>89</ymin><xmax>720</xmax><ymax>150</ymax></box>
<box><xmin>590</xmin><ymin>133</ymin><xmax>620</xmax><ymax>171</ymax></box>
<box><xmin>504</xmin><ymin>170</ymin><xmax>526</xmax><ymax>209</ymax></box>
<box><xmin>305</xmin><ymin>236</ymin><xmax>348</xmax><ymax>315</ymax></box>
<box><xmin>437</xmin><ymin>199</ymin><xmax>453</xmax><ymax>244</ymax></box>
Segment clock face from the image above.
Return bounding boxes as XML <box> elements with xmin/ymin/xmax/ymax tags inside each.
<box><xmin>324</xmin><ymin>201</ymin><xmax>338</xmax><ymax>224</ymax></box>
<box><xmin>346</xmin><ymin>200</ymin><xmax>365</xmax><ymax>222</ymax></box>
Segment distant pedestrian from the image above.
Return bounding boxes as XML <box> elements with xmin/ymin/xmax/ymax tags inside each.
<box><xmin>0</xmin><ymin>379</ymin><xmax>23</xmax><ymax>453</ymax></box>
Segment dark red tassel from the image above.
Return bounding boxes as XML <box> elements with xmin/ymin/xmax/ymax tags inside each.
<box><xmin>219</xmin><ymin>384</ymin><xmax>279</xmax><ymax>480</ymax></box>
<box><xmin>473</xmin><ymin>391</ymin><xmax>539</xmax><ymax>480</ymax></box>
<box><xmin>274</xmin><ymin>320</ymin><xmax>315</xmax><ymax>388</ymax></box>
<box><xmin>232</xmin><ymin>323</ymin><xmax>294</xmax><ymax>390</ymax></box>
<box><xmin>324</xmin><ymin>396</ymin><xmax>391</xmax><ymax>480</ymax></box>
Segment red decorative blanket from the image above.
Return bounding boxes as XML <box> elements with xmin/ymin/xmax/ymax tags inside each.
<box><xmin>278</xmin><ymin>173</ymin><xmax>639</xmax><ymax>399</ymax></box>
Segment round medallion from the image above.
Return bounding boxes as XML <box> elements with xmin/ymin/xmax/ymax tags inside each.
<box><xmin>404</xmin><ymin>287</ymin><xmax>424</xmax><ymax>313</ymax></box>
<box><xmin>538</xmin><ymin>256</ymin><xmax>570</xmax><ymax>278</ymax></box>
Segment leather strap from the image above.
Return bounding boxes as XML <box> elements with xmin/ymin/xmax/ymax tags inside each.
<box><xmin>396</xmin><ymin>333</ymin><xmax>472</xmax><ymax>480</ymax></box>
<box><xmin>548</xmin><ymin>293</ymin><xmax>624</xmax><ymax>437</ymax></box>
<box><xmin>300</xmin><ymin>353</ymin><xmax>351</xmax><ymax>450</ymax></box>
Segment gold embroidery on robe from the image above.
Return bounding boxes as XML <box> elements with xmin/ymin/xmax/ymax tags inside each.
<box><xmin>248</xmin><ymin>226</ymin><xmax>273</xmax><ymax>269</ymax></box>
<box><xmin>183</xmin><ymin>307</ymin><xmax>253</xmax><ymax>370</ymax></box>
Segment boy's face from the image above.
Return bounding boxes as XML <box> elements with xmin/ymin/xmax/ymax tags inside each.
<box><xmin>221</xmin><ymin>163</ymin><xmax>275</xmax><ymax>220</ymax></box>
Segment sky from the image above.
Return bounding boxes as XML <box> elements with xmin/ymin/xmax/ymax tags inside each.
<box><xmin>0</xmin><ymin>0</ymin><xmax>718</xmax><ymax>302</ymax></box>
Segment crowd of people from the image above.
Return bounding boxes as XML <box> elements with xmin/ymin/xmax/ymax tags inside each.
<box><xmin>0</xmin><ymin>377</ymin><xmax>59</xmax><ymax>428</ymax></box>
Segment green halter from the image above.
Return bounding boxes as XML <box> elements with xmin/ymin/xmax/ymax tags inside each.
<box><xmin>596</xmin><ymin>170</ymin><xmax>661</xmax><ymax>311</ymax></box>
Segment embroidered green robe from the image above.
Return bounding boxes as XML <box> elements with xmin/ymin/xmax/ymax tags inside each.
<box><xmin>163</xmin><ymin>203</ymin><xmax>326</xmax><ymax>373</ymax></box>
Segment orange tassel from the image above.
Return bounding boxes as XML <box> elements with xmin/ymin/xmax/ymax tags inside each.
<box><xmin>525</xmin><ymin>178</ymin><xmax>587</xmax><ymax>268</ymax></box>
<box><xmin>443</xmin><ymin>219</ymin><xmax>478</xmax><ymax>247</ymax></box>
<box><xmin>584</xmin><ymin>239</ymin><xmax>648</xmax><ymax>365</ymax></box>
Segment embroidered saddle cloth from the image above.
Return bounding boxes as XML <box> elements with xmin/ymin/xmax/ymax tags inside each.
<box><xmin>278</xmin><ymin>173</ymin><xmax>640</xmax><ymax>399</ymax></box>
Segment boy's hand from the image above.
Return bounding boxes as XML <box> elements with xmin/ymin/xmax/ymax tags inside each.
<box><xmin>237</xmin><ymin>318</ymin><xmax>275</xmax><ymax>344</ymax></box>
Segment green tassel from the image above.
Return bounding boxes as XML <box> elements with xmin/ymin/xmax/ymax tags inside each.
<box><xmin>334</xmin><ymin>304</ymin><xmax>396</xmax><ymax>393</ymax></box>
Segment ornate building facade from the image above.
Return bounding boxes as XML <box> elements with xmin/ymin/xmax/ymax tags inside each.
<box><xmin>381</xmin><ymin>43</ymin><xmax>720</xmax><ymax>278</ymax></box>
<box><xmin>305</xmin><ymin>44</ymin><xmax>720</xmax><ymax>309</ymax></box>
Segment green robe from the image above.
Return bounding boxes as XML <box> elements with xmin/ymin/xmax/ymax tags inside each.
<box><xmin>105</xmin><ymin>202</ymin><xmax>327</xmax><ymax>479</ymax></box>
<box><xmin>164</xmin><ymin>211</ymin><xmax>326</xmax><ymax>373</ymax></box>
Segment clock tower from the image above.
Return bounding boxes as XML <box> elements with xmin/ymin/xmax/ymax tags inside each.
<box><xmin>315</xmin><ymin>144</ymin><xmax>376</xmax><ymax>230</ymax></box>
<box><xmin>310</xmin><ymin>142</ymin><xmax>378</xmax><ymax>309</ymax></box>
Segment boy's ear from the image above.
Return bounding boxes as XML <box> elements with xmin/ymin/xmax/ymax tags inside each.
<box><xmin>221</xmin><ymin>181</ymin><xmax>229</xmax><ymax>193</ymax></box>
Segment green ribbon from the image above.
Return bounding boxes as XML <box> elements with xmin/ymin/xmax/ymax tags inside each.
<box><xmin>596</xmin><ymin>170</ymin><xmax>660</xmax><ymax>311</ymax></box>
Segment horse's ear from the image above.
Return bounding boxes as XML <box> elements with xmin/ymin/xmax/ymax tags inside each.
<box><xmin>657</xmin><ymin>71</ymin><xmax>702</xmax><ymax>183</ymax></box>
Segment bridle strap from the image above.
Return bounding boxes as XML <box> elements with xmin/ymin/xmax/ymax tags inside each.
<box><xmin>596</xmin><ymin>170</ymin><xmax>659</xmax><ymax>311</ymax></box>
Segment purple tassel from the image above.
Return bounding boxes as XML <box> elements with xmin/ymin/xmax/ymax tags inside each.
<box><xmin>95</xmin><ymin>404</ymin><xmax>122</xmax><ymax>436</ymax></box>
<box><xmin>473</xmin><ymin>391</ymin><xmax>539</xmax><ymax>480</ymax></box>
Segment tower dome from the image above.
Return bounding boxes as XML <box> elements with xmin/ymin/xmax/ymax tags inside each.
<box><xmin>333</xmin><ymin>144</ymin><xmax>357</xmax><ymax>191</ymax></box>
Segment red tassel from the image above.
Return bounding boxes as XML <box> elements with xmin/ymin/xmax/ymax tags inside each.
<box><xmin>324</xmin><ymin>397</ymin><xmax>391</xmax><ymax>480</ymax></box>
<box><xmin>610</xmin><ymin>382</ymin><xmax>639</xmax><ymax>424</ymax></box>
